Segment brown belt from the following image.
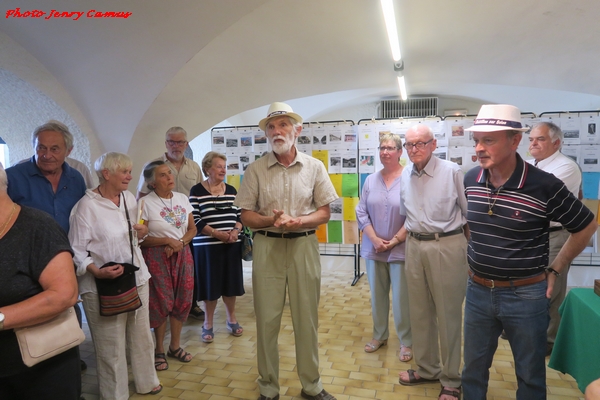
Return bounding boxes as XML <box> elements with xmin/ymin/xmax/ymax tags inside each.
<box><xmin>468</xmin><ymin>269</ymin><xmax>546</xmax><ymax>288</ymax></box>
<box><xmin>408</xmin><ymin>228</ymin><xmax>463</xmax><ymax>241</ymax></box>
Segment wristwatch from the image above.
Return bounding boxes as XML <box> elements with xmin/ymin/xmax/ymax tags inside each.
<box><xmin>0</xmin><ymin>311</ymin><xmax>5</xmax><ymax>330</ymax></box>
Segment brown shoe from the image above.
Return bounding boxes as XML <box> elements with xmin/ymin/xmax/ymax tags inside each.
<box><xmin>300</xmin><ymin>389</ymin><xmax>337</xmax><ymax>400</ymax></box>
<box><xmin>257</xmin><ymin>395</ymin><xmax>279</xmax><ymax>400</ymax></box>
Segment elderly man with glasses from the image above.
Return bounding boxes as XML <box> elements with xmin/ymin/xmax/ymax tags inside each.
<box><xmin>397</xmin><ymin>124</ymin><xmax>469</xmax><ymax>400</ymax></box>
<box><xmin>136</xmin><ymin>127</ymin><xmax>202</xmax><ymax>200</ymax></box>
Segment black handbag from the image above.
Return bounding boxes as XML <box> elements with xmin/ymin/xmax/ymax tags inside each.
<box><xmin>95</xmin><ymin>194</ymin><xmax>142</xmax><ymax>316</ymax></box>
<box><xmin>241</xmin><ymin>227</ymin><xmax>253</xmax><ymax>261</ymax></box>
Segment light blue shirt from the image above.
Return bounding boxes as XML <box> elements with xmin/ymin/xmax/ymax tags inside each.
<box><xmin>399</xmin><ymin>156</ymin><xmax>468</xmax><ymax>233</ymax></box>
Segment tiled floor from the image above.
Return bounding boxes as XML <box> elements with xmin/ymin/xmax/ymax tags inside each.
<box><xmin>80</xmin><ymin>257</ymin><xmax>584</xmax><ymax>399</ymax></box>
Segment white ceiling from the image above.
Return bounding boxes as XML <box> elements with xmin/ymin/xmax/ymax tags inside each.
<box><xmin>1</xmin><ymin>0</ymin><xmax>600</xmax><ymax>167</ymax></box>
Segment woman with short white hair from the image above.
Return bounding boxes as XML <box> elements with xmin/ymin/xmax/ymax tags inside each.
<box><xmin>69</xmin><ymin>152</ymin><xmax>162</xmax><ymax>399</ymax></box>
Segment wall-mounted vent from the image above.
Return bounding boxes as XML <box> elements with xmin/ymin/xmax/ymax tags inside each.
<box><xmin>380</xmin><ymin>97</ymin><xmax>438</xmax><ymax>119</ymax></box>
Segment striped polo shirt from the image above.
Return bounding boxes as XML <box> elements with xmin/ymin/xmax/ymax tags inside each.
<box><xmin>464</xmin><ymin>153</ymin><xmax>594</xmax><ymax>280</ymax></box>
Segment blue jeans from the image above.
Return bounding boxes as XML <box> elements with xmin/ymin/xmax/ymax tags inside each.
<box><xmin>462</xmin><ymin>277</ymin><xmax>549</xmax><ymax>400</ymax></box>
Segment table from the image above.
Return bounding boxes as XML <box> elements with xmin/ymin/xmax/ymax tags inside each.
<box><xmin>548</xmin><ymin>288</ymin><xmax>600</xmax><ymax>393</ymax></box>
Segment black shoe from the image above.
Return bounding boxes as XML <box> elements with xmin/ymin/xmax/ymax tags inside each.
<box><xmin>301</xmin><ymin>389</ymin><xmax>336</xmax><ymax>400</ymax></box>
<box><xmin>500</xmin><ymin>330</ymin><xmax>508</xmax><ymax>340</ymax></box>
<box><xmin>80</xmin><ymin>360</ymin><xmax>87</xmax><ymax>372</ymax></box>
<box><xmin>188</xmin><ymin>305</ymin><xmax>205</xmax><ymax>320</ymax></box>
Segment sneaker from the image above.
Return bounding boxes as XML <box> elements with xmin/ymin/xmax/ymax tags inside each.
<box><xmin>80</xmin><ymin>360</ymin><xmax>87</xmax><ymax>372</ymax></box>
<box><xmin>188</xmin><ymin>304</ymin><xmax>205</xmax><ymax>320</ymax></box>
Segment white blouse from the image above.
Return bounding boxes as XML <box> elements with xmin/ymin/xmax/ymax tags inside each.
<box><xmin>69</xmin><ymin>189</ymin><xmax>151</xmax><ymax>295</ymax></box>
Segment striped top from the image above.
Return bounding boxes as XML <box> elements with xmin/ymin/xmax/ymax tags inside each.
<box><xmin>189</xmin><ymin>182</ymin><xmax>241</xmax><ymax>246</ymax></box>
<box><xmin>464</xmin><ymin>153</ymin><xmax>594</xmax><ymax>280</ymax></box>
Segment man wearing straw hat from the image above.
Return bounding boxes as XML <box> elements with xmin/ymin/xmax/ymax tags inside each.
<box><xmin>462</xmin><ymin>104</ymin><xmax>596</xmax><ymax>399</ymax></box>
<box><xmin>235</xmin><ymin>102</ymin><xmax>338</xmax><ymax>400</ymax></box>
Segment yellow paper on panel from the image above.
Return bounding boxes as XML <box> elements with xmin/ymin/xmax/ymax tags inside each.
<box><xmin>343</xmin><ymin>221</ymin><xmax>359</xmax><ymax>244</ymax></box>
<box><xmin>316</xmin><ymin>223</ymin><xmax>327</xmax><ymax>243</ymax></box>
<box><xmin>329</xmin><ymin>174</ymin><xmax>343</xmax><ymax>197</ymax></box>
<box><xmin>582</xmin><ymin>199</ymin><xmax>599</xmax><ymax>220</ymax></box>
<box><xmin>227</xmin><ymin>175</ymin><xmax>241</xmax><ymax>190</ymax></box>
<box><xmin>342</xmin><ymin>197</ymin><xmax>359</xmax><ymax>221</ymax></box>
<box><xmin>312</xmin><ymin>150</ymin><xmax>329</xmax><ymax>171</ymax></box>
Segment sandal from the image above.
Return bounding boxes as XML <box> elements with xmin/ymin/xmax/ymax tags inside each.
<box><xmin>227</xmin><ymin>321</ymin><xmax>243</xmax><ymax>337</ymax></box>
<box><xmin>167</xmin><ymin>347</ymin><xmax>193</xmax><ymax>363</ymax></box>
<box><xmin>202</xmin><ymin>326</ymin><xmax>214</xmax><ymax>343</ymax></box>
<box><xmin>147</xmin><ymin>384</ymin><xmax>163</xmax><ymax>395</ymax></box>
<box><xmin>398</xmin><ymin>345</ymin><xmax>413</xmax><ymax>362</ymax></box>
<box><xmin>438</xmin><ymin>385</ymin><xmax>461</xmax><ymax>400</ymax></box>
<box><xmin>154</xmin><ymin>353</ymin><xmax>169</xmax><ymax>371</ymax></box>
<box><xmin>398</xmin><ymin>369</ymin><xmax>439</xmax><ymax>386</ymax></box>
<box><xmin>364</xmin><ymin>338</ymin><xmax>387</xmax><ymax>353</ymax></box>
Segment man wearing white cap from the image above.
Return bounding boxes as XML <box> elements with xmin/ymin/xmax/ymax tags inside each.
<box><xmin>234</xmin><ymin>102</ymin><xmax>338</xmax><ymax>400</ymax></box>
<box><xmin>462</xmin><ymin>104</ymin><xmax>596</xmax><ymax>399</ymax></box>
<box><xmin>528</xmin><ymin>121</ymin><xmax>582</xmax><ymax>356</ymax></box>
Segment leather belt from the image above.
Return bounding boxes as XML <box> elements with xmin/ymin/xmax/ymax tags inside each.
<box><xmin>408</xmin><ymin>228</ymin><xmax>463</xmax><ymax>241</ymax></box>
<box><xmin>468</xmin><ymin>269</ymin><xmax>546</xmax><ymax>288</ymax></box>
<box><xmin>549</xmin><ymin>226</ymin><xmax>565</xmax><ymax>233</ymax></box>
<box><xmin>255</xmin><ymin>230</ymin><xmax>316</xmax><ymax>239</ymax></box>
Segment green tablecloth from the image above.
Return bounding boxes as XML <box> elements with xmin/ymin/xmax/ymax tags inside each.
<box><xmin>548</xmin><ymin>288</ymin><xmax>600</xmax><ymax>393</ymax></box>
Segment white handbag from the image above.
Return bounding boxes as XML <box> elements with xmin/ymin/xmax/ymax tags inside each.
<box><xmin>14</xmin><ymin>306</ymin><xmax>85</xmax><ymax>367</ymax></box>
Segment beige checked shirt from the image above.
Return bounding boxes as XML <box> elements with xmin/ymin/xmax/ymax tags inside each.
<box><xmin>234</xmin><ymin>151</ymin><xmax>338</xmax><ymax>233</ymax></box>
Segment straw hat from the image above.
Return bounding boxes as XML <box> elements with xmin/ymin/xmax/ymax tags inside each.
<box><xmin>258</xmin><ymin>102</ymin><xmax>303</xmax><ymax>131</ymax></box>
<box><xmin>465</xmin><ymin>104</ymin><xmax>529</xmax><ymax>132</ymax></box>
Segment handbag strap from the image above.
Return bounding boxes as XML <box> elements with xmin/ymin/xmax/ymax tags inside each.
<box><xmin>121</xmin><ymin>193</ymin><xmax>135</xmax><ymax>265</ymax></box>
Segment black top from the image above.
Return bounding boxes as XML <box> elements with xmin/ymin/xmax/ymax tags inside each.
<box><xmin>0</xmin><ymin>206</ymin><xmax>73</xmax><ymax>377</ymax></box>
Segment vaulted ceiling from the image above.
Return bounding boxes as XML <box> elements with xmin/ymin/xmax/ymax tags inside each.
<box><xmin>2</xmin><ymin>0</ymin><xmax>600</xmax><ymax>169</ymax></box>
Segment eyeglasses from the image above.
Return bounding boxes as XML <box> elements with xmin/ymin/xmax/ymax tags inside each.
<box><xmin>213</xmin><ymin>196</ymin><xmax>231</xmax><ymax>210</ymax></box>
<box><xmin>403</xmin><ymin>139</ymin><xmax>433</xmax><ymax>150</ymax></box>
<box><xmin>378</xmin><ymin>146</ymin><xmax>398</xmax><ymax>152</ymax></box>
<box><xmin>166</xmin><ymin>140</ymin><xmax>187</xmax><ymax>146</ymax></box>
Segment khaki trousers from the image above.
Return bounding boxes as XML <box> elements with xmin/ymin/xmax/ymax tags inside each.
<box><xmin>82</xmin><ymin>283</ymin><xmax>159</xmax><ymax>400</ymax></box>
<box><xmin>405</xmin><ymin>233</ymin><xmax>468</xmax><ymax>388</ymax></box>
<box><xmin>252</xmin><ymin>233</ymin><xmax>324</xmax><ymax>398</ymax></box>
<box><xmin>547</xmin><ymin>229</ymin><xmax>570</xmax><ymax>344</ymax></box>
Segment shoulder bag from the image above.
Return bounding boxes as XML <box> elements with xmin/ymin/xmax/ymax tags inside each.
<box><xmin>15</xmin><ymin>306</ymin><xmax>85</xmax><ymax>367</ymax></box>
<box><xmin>95</xmin><ymin>193</ymin><xmax>142</xmax><ymax>316</ymax></box>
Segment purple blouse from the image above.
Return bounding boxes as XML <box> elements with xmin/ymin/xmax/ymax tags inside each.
<box><xmin>355</xmin><ymin>170</ymin><xmax>406</xmax><ymax>262</ymax></box>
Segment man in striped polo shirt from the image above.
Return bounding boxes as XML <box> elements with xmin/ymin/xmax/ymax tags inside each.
<box><xmin>461</xmin><ymin>104</ymin><xmax>596</xmax><ymax>400</ymax></box>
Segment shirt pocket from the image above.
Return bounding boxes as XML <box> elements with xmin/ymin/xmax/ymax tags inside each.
<box><xmin>184</xmin><ymin>170</ymin><xmax>200</xmax><ymax>182</ymax></box>
<box><xmin>426</xmin><ymin>196</ymin><xmax>455</xmax><ymax>220</ymax></box>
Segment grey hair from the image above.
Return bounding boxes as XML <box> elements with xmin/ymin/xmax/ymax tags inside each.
<box><xmin>166</xmin><ymin>126</ymin><xmax>187</xmax><ymax>140</ymax></box>
<box><xmin>142</xmin><ymin>160</ymin><xmax>166</xmax><ymax>191</ymax></box>
<box><xmin>532</xmin><ymin>121</ymin><xmax>563</xmax><ymax>149</ymax></box>
<box><xmin>407</xmin><ymin>124</ymin><xmax>434</xmax><ymax>140</ymax></box>
<box><xmin>94</xmin><ymin>152</ymin><xmax>133</xmax><ymax>184</ymax></box>
<box><xmin>201</xmin><ymin>151</ymin><xmax>227</xmax><ymax>177</ymax></box>
<box><xmin>32</xmin><ymin>120</ymin><xmax>74</xmax><ymax>150</ymax></box>
<box><xmin>0</xmin><ymin>162</ymin><xmax>7</xmax><ymax>192</ymax></box>
<box><xmin>379</xmin><ymin>133</ymin><xmax>403</xmax><ymax>149</ymax></box>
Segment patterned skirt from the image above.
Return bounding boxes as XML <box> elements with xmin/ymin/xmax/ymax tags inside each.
<box><xmin>141</xmin><ymin>245</ymin><xmax>194</xmax><ymax>328</ymax></box>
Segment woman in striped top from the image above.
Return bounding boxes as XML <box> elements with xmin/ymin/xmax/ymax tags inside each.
<box><xmin>189</xmin><ymin>152</ymin><xmax>244</xmax><ymax>343</ymax></box>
